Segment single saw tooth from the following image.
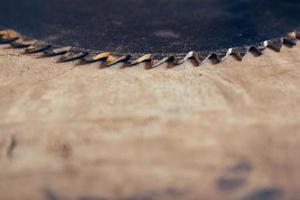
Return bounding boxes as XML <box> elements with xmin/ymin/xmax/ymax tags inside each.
<box><xmin>177</xmin><ymin>51</ymin><xmax>201</xmax><ymax>66</ymax></box>
<box><xmin>43</xmin><ymin>46</ymin><xmax>72</xmax><ymax>57</ymax></box>
<box><xmin>0</xmin><ymin>35</ymin><xmax>19</xmax><ymax>43</ymax></box>
<box><xmin>222</xmin><ymin>47</ymin><xmax>247</xmax><ymax>61</ymax></box>
<box><xmin>0</xmin><ymin>29</ymin><xmax>19</xmax><ymax>43</ymax></box>
<box><xmin>10</xmin><ymin>38</ymin><xmax>37</xmax><ymax>48</ymax></box>
<box><xmin>199</xmin><ymin>53</ymin><xmax>220</xmax><ymax>64</ymax></box>
<box><xmin>198</xmin><ymin>52</ymin><xmax>211</xmax><ymax>63</ymax></box>
<box><xmin>201</xmin><ymin>50</ymin><xmax>227</xmax><ymax>63</ymax></box>
<box><xmin>200</xmin><ymin>50</ymin><xmax>227</xmax><ymax>63</ymax></box>
<box><xmin>287</xmin><ymin>31</ymin><xmax>297</xmax><ymax>39</ymax></box>
<box><xmin>58</xmin><ymin>50</ymin><xmax>89</xmax><ymax>62</ymax></box>
<box><xmin>25</xmin><ymin>44</ymin><xmax>52</xmax><ymax>54</ymax></box>
<box><xmin>282</xmin><ymin>36</ymin><xmax>297</xmax><ymax>47</ymax></box>
<box><xmin>81</xmin><ymin>52</ymin><xmax>111</xmax><ymax>63</ymax></box>
<box><xmin>248</xmin><ymin>46</ymin><xmax>264</xmax><ymax>56</ymax></box>
<box><xmin>106</xmin><ymin>55</ymin><xmax>131</xmax><ymax>67</ymax></box>
<box><xmin>264</xmin><ymin>39</ymin><xmax>283</xmax><ymax>52</ymax></box>
<box><xmin>231</xmin><ymin>47</ymin><xmax>248</xmax><ymax>61</ymax></box>
<box><xmin>216</xmin><ymin>50</ymin><xmax>229</xmax><ymax>62</ymax></box>
<box><xmin>152</xmin><ymin>56</ymin><xmax>176</xmax><ymax>68</ymax></box>
<box><xmin>129</xmin><ymin>54</ymin><xmax>153</xmax><ymax>67</ymax></box>
<box><xmin>209</xmin><ymin>53</ymin><xmax>222</xmax><ymax>63</ymax></box>
<box><xmin>222</xmin><ymin>48</ymin><xmax>234</xmax><ymax>61</ymax></box>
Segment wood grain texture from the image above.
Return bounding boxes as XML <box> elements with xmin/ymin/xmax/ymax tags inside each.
<box><xmin>0</xmin><ymin>44</ymin><xmax>300</xmax><ymax>200</ymax></box>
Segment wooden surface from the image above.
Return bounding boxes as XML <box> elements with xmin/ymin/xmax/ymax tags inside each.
<box><xmin>1</xmin><ymin>44</ymin><xmax>300</xmax><ymax>200</ymax></box>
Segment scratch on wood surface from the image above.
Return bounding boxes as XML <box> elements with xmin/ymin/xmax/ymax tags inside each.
<box><xmin>6</xmin><ymin>135</ymin><xmax>17</xmax><ymax>158</ymax></box>
<box><xmin>60</xmin><ymin>143</ymin><xmax>72</xmax><ymax>159</ymax></box>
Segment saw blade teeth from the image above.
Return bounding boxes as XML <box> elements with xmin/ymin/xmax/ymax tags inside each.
<box><xmin>58</xmin><ymin>50</ymin><xmax>88</xmax><ymax>62</ymax></box>
<box><xmin>152</xmin><ymin>56</ymin><xmax>176</xmax><ymax>68</ymax></box>
<box><xmin>43</xmin><ymin>46</ymin><xmax>72</xmax><ymax>57</ymax></box>
<box><xmin>1</xmin><ymin>28</ymin><xmax>300</xmax><ymax>69</ymax></box>
<box><xmin>25</xmin><ymin>44</ymin><xmax>52</xmax><ymax>54</ymax></box>
<box><xmin>129</xmin><ymin>54</ymin><xmax>153</xmax><ymax>66</ymax></box>
<box><xmin>81</xmin><ymin>52</ymin><xmax>111</xmax><ymax>63</ymax></box>
<box><xmin>177</xmin><ymin>51</ymin><xmax>201</xmax><ymax>66</ymax></box>
<box><xmin>106</xmin><ymin>55</ymin><xmax>131</xmax><ymax>67</ymax></box>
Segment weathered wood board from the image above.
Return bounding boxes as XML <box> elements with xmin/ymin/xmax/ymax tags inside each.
<box><xmin>0</xmin><ymin>44</ymin><xmax>300</xmax><ymax>200</ymax></box>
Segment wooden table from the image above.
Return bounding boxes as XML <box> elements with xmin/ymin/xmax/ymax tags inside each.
<box><xmin>1</xmin><ymin>44</ymin><xmax>300</xmax><ymax>200</ymax></box>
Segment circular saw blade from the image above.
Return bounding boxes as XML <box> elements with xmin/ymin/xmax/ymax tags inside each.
<box><xmin>0</xmin><ymin>0</ymin><xmax>300</xmax><ymax>64</ymax></box>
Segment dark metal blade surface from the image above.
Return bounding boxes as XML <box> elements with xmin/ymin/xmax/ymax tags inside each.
<box><xmin>0</xmin><ymin>0</ymin><xmax>300</xmax><ymax>55</ymax></box>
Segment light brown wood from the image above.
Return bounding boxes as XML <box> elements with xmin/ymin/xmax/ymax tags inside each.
<box><xmin>1</xmin><ymin>44</ymin><xmax>300</xmax><ymax>200</ymax></box>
